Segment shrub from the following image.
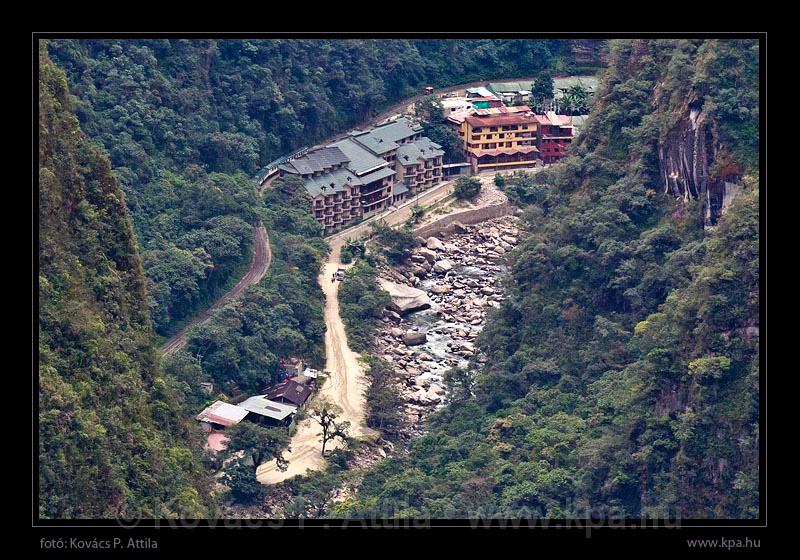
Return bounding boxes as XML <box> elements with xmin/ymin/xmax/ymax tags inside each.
<box><xmin>454</xmin><ymin>176</ymin><xmax>482</xmax><ymax>200</ymax></box>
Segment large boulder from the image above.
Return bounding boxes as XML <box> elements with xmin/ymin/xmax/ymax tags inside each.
<box><xmin>403</xmin><ymin>331</ymin><xmax>428</xmax><ymax>346</ymax></box>
<box><xmin>378</xmin><ymin>278</ymin><xmax>432</xmax><ymax>314</ymax></box>
<box><xmin>417</xmin><ymin>248</ymin><xmax>438</xmax><ymax>263</ymax></box>
<box><xmin>433</xmin><ymin>259</ymin><xmax>453</xmax><ymax>274</ymax></box>
<box><xmin>426</xmin><ymin>236</ymin><xmax>446</xmax><ymax>251</ymax></box>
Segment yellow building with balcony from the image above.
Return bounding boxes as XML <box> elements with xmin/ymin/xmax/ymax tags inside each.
<box><xmin>461</xmin><ymin>112</ymin><xmax>540</xmax><ymax>172</ymax></box>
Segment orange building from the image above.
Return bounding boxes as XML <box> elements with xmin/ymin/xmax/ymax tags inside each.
<box><xmin>461</xmin><ymin>112</ymin><xmax>540</xmax><ymax>172</ymax></box>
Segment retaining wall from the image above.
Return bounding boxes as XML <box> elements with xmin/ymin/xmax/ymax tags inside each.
<box><xmin>413</xmin><ymin>202</ymin><xmax>517</xmax><ymax>239</ymax></box>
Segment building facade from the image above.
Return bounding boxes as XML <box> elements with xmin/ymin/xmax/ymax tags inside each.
<box><xmin>277</xmin><ymin>117</ymin><xmax>443</xmax><ymax>235</ymax></box>
<box><xmin>535</xmin><ymin>111</ymin><xmax>575</xmax><ymax>164</ymax></box>
<box><xmin>460</xmin><ymin>112</ymin><xmax>540</xmax><ymax>172</ymax></box>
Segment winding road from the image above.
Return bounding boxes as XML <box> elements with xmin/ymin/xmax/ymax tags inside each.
<box><xmin>159</xmin><ymin>224</ymin><xmax>271</xmax><ymax>358</ymax></box>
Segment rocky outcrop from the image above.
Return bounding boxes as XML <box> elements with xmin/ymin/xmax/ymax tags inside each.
<box><xmin>658</xmin><ymin>100</ymin><xmax>745</xmax><ymax>226</ymax></box>
<box><xmin>432</xmin><ymin>260</ymin><xmax>453</xmax><ymax>274</ymax></box>
<box><xmin>377</xmin><ymin>279</ymin><xmax>432</xmax><ymax>315</ymax></box>
<box><xmin>659</xmin><ymin>103</ymin><xmax>712</xmax><ymax>202</ymax></box>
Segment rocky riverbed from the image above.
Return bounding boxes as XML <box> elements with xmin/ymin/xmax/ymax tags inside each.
<box><xmin>374</xmin><ymin>215</ymin><xmax>523</xmax><ymax>438</ymax></box>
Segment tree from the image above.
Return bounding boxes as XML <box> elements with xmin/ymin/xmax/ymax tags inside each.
<box><xmin>453</xmin><ymin>176</ymin><xmax>482</xmax><ymax>200</ymax></box>
<box><xmin>222</xmin><ymin>458</ymin><xmax>266</xmax><ymax>504</ymax></box>
<box><xmin>561</xmin><ymin>82</ymin><xmax>590</xmax><ymax>115</ymax></box>
<box><xmin>308</xmin><ymin>397</ymin><xmax>351</xmax><ymax>456</ymax></box>
<box><xmin>532</xmin><ymin>71</ymin><xmax>554</xmax><ymax>112</ymax></box>
<box><xmin>443</xmin><ymin>366</ymin><xmax>475</xmax><ymax>404</ymax></box>
<box><xmin>494</xmin><ymin>173</ymin><xmax>505</xmax><ymax>188</ymax></box>
<box><xmin>414</xmin><ymin>95</ymin><xmax>445</xmax><ymax>123</ymax></box>
<box><xmin>225</xmin><ymin>422</ymin><xmax>291</xmax><ymax>473</ymax></box>
<box><xmin>370</xmin><ymin>221</ymin><xmax>415</xmax><ymax>264</ymax></box>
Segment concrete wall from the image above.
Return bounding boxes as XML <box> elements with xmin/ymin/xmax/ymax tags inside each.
<box><xmin>413</xmin><ymin>202</ymin><xmax>517</xmax><ymax>239</ymax></box>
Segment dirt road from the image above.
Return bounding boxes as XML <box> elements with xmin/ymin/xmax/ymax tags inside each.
<box><xmin>256</xmin><ymin>238</ymin><xmax>377</xmax><ymax>484</ymax></box>
<box><xmin>256</xmin><ymin>180</ymin><xmax>462</xmax><ymax>484</ymax></box>
<box><xmin>159</xmin><ymin>225</ymin><xmax>271</xmax><ymax>358</ymax></box>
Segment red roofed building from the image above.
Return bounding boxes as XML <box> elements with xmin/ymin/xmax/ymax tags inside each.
<box><xmin>535</xmin><ymin>111</ymin><xmax>575</xmax><ymax>164</ymax></box>
<box><xmin>459</xmin><ymin>112</ymin><xmax>540</xmax><ymax>172</ymax></box>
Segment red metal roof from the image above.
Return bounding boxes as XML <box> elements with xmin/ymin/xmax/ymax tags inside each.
<box><xmin>534</xmin><ymin>113</ymin><xmax>574</xmax><ymax>127</ymax></box>
<box><xmin>465</xmin><ymin>113</ymin><xmax>538</xmax><ymax>128</ymax></box>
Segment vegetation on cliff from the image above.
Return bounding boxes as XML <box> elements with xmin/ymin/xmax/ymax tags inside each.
<box><xmin>38</xmin><ymin>44</ymin><xmax>213</xmax><ymax>519</ymax></box>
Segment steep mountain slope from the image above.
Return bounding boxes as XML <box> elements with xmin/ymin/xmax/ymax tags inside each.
<box><xmin>38</xmin><ymin>43</ymin><xmax>213</xmax><ymax>519</ymax></box>
<box><xmin>334</xmin><ymin>38</ymin><xmax>759</xmax><ymax>519</ymax></box>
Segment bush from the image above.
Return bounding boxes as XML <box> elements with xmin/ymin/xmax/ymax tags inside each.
<box><xmin>494</xmin><ymin>173</ymin><xmax>505</xmax><ymax>187</ymax></box>
<box><xmin>454</xmin><ymin>176</ymin><xmax>482</xmax><ymax>200</ymax></box>
<box><xmin>370</xmin><ymin>222</ymin><xmax>415</xmax><ymax>264</ymax></box>
<box><xmin>338</xmin><ymin>260</ymin><xmax>392</xmax><ymax>351</ymax></box>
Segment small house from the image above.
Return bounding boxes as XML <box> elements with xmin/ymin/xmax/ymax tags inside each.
<box><xmin>266</xmin><ymin>379</ymin><xmax>313</xmax><ymax>408</ymax></box>
<box><xmin>238</xmin><ymin>395</ymin><xmax>298</xmax><ymax>427</ymax></box>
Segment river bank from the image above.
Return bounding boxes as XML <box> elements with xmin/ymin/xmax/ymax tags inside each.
<box><xmin>373</xmin><ymin>214</ymin><xmax>524</xmax><ymax>440</ymax></box>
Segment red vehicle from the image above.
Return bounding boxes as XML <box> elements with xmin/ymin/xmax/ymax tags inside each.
<box><xmin>423</xmin><ymin>86</ymin><xmax>434</xmax><ymax>95</ymax></box>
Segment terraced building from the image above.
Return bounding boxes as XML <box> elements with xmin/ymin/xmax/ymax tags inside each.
<box><xmin>278</xmin><ymin>117</ymin><xmax>443</xmax><ymax>234</ymax></box>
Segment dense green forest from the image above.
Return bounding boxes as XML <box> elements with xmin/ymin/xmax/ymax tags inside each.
<box><xmin>38</xmin><ymin>44</ymin><xmax>213</xmax><ymax>519</ymax></box>
<box><xmin>46</xmin><ymin>39</ymin><xmax>600</xmax><ymax>335</ymax></box>
<box><xmin>331</xmin><ymin>39</ymin><xmax>760</xmax><ymax>519</ymax></box>
<box><xmin>166</xmin><ymin>175</ymin><xmax>329</xmax><ymax>407</ymax></box>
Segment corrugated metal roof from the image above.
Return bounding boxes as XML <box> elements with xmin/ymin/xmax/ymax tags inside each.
<box><xmin>196</xmin><ymin>401</ymin><xmax>249</xmax><ymax>427</ymax></box>
<box><xmin>487</xmin><ymin>81</ymin><xmax>533</xmax><ymax>94</ymax></box>
<box><xmin>266</xmin><ymin>379</ymin><xmax>312</xmax><ymax>407</ymax></box>
<box><xmin>238</xmin><ymin>396</ymin><xmax>297</xmax><ymax>421</ymax></box>
<box><xmin>465</xmin><ymin>113</ymin><xmax>538</xmax><ymax>128</ymax></box>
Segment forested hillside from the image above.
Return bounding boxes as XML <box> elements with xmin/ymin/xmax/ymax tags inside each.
<box><xmin>46</xmin><ymin>39</ymin><xmax>602</xmax><ymax>335</ymax></box>
<box><xmin>335</xmin><ymin>39</ymin><xmax>759</xmax><ymax>519</ymax></box>
<box><xmin>166</xmin><ymin>175</ymin><xmax>329</xmax><ymax>408</ymax></box>
<box><xmin>38</xmin><ymin>44</ymin><xmax>213</xmax><ymax>519</ymax></box>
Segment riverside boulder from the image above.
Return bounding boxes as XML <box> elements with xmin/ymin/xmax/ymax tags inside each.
<box><xmin>378</xmin><ymin>278</ymin><xmax>432</xmax><ymax>314</ymax></box>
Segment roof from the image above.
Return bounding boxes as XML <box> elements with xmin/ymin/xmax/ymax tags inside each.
<box><xmin>266</xmin><ymin>379</ymin><xmax>312</xmax><ymax>407</ymax></box>
<box><xmin>279</xmin><ymin>146</ymin><xmax>349</xmax><ymax>176</ymax></box>
<box><xmin>474</xmin><ymin>105</ymin><xmax>531</xmax><ymax>116</ymax></box>
<box><xmin>465</xmin><ymin>113</ymin><xmax>538</xmax><ymax>128</ymax></box>
<box><xmin>392</xmin><ymin>181</ymin><xmax>409</xmax><ymax>196</ymax></box>
<box><xmin>239</xmin><ymin>396</ymin><xmax>298</xmax><ymax>421</ymax></box>
<box><xmin>196</xmin><ymin>401</ymin><xmax>249</xmax><ymax>427</ymax></box>
<box><xmin>441</xmin><ymin>97</ymin><xmax>473</xmax><ymax>108</ymax></box>
<box><xmin>397</xmin><ymin>138</ymin><xmax>444</xmax><ymax>165</ymax></box>
<box><xmin>303</xmin><ymin>167</ymin><xmax>359</xmax><ymax>198</ymax></box>
<box><xmin>465</xmin><ymin>86</ymin><xmax>496</xmax><ymax>98</ymax></box>
<box><xmin>534</xmin><ymin>112</ymin><xmax>575</xmax><ymax>128</ymax></box>
<box><xmin>328</xmin><ymin>138</ymin><xmax>391</xmax><ymax>176</ymax></box>
<box><xmin>350</xmin><ymin>117</ymin><xmax>422</xmax><ymax>155</ymax></box>
<box><xmin>487</xmin><ymin>81</ymin><xmax>533</xmax><ymax>94</ymax></box>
